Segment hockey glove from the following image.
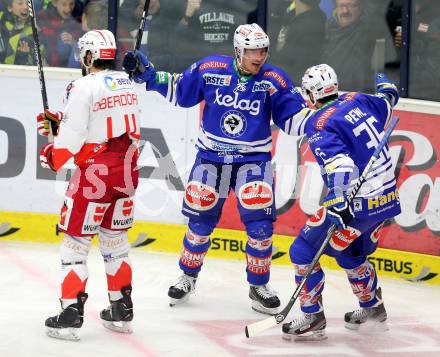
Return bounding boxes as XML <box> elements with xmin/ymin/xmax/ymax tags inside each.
<box><xmin>375</xmin><ymin>72</ymin><xmax>399</xmax><ymax>107</ymax></box>
<box><xmin>40</xmin><ymin>143</ymin><xmax>56</xmax><ymax>171</ymax></box>
<box><xmin>37</xmin><ymin>109</ymin><xmax>63</xmax><ymax>137</ymax></box>
<box><xmin>123</xmin><ymin>50</ymin><xmax>156</xmax><ymax>84</ymax></box>
<box><xmin>327</xmin><ymin>200</ymin><xmax>354</xmax><ymax>230</ymax></box>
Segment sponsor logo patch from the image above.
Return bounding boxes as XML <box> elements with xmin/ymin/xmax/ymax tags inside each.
<box><xmin>180</xmin><ymin>246</ymin><xmax>207</xmax><ymax>269</ymax></box>
<box><xmin>306</xmin><ymin>207</ymin><xmax>326</xmax><ymax>227</ymax></box>
<box><xmin>252</xmin><ymin>80</ymin><xmax>278</xmax><ymax>95</ymax></box>
<box><xmin>238</xmin><ymin>181</ymin><xmax>273</xmax><ymax>210</ymax></box>
<box><xmin>199</xmin><ymin>61</ymin><xmax>228</xmax><ymax>71</ymax></box>
<box><xmin>315</xmin><ymin>107</ymin><xmax>336</xmax><ymax>130</ymax></box>
<box><xmin>104</xmin><ymin>76</ymin><xmax>132</xmax><ymax>91</ymax></box>
<box><xmin>246</xmin><ymin>253</ymin><xmax>271</xmax><ymax>274</ymax></box>
<box><xmin>368</xmin><ymin>189</ymin><xmax>400</xmax><ymax>209</ymax></box>
<box><xmin>156</xmin><ymin>71</ymin><xmax>170</xmax><ymax>84</ymax></box>
<box><xmin>184</xmin><ymin>181</ymin><xmax>218</xmax><ymax>211</ymax></box>
<box><xmin>263</xmin><ymin>71</ymin><xmax>287</xmax><ymax>88</ymax></box>
<box><xmin>203</xmin><ymin>73</ymin><xmax>232</xmax><ymax>86</ymax></box>
<box><xmin>329</xmin><ymin>227</ymin><xmax>361</xmax><ymax>251</ymax></box>
<box><xmin>214</xmin><ymin>88</ymin><xmax>261</xmax><ymax>115</ymax></box>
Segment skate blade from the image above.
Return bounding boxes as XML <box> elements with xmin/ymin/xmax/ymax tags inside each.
<box><xmin>102</xmin><ymin>320</ymin><xmax>133</xmax><ymax>334</ymax></box>
<box><xmin>345</xmin><ymin>319</ymin><xmax>389</xmax><ymax>333</ymax></box>
<box><xmin>251</xmin><ymin>300</ymin><xmax>279</xmax><ymax>316</ymax></box>
<box><xmin>46</xmin><ymin>327</ymin><xmax>80</xmax><ymax>341</ymax></box>
<box><xmin>282</xmin><ymin>329</ymin><xmax>328</xmax><ymax>342</ymax></box>
<box><xmin>169</xmin><ymin>294</ymin><xmax>190</xmax><ymax>307</ymax></box>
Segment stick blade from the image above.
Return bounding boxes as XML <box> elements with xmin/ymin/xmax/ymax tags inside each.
<box><xmin>245</xmin><ymin>316</ymin><xmax>277</xmax><ymax>338</ymax></box>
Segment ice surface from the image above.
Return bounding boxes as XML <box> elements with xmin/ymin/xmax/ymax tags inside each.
<box><xmin>1</xmin><ymin>241</ymin><xmax>439</xmax><ymax>357</ymax></box>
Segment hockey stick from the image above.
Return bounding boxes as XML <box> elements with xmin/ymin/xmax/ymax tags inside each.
<box><xmin>128</xmin><ymin>0</ymin><xmax>151</xmax><ymax>79</ymax></box>
<box><xmin>27</xmin><ymin>0</ymin><xmax>53</xmax><ymax>142</ymax></box>
<box><xmin>134</xmin><ymin>0</ymin><xmax>151</xmax><ymax>51</ymax></box>
<box><xmin>245</xmin><ymin>116</ymin><xmax>400</xmax><ymax>338</ymax></box>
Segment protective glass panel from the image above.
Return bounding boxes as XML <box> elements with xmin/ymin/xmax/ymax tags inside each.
<box><xmin>408</xmin><ymin>0</ymin><xmax>440</xmax><ymax>101</ymax></box>
<box><xmin>268</xmin><ymin>0</ymin><xmax>400</xmax><ymax>93</ymax></box>
<box><xmin>119</xmin><ymin>0</ymin><xmax>258</xmax><ymax>73</ymax></box>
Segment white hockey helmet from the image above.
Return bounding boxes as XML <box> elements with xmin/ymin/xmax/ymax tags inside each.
<box><xmin>77</xmin><ymin>29</ymin><xmax>117</xmax><ymax>68</ymax></box>
<box><xmin>302</xmin><ymin>64</ymin><xmax>339</xmax><ymax>105</ymax></box>
<box><xmin>233</xmin><ymin>23</ymin><xmax>270</xmax><ymax>64</ymax></box>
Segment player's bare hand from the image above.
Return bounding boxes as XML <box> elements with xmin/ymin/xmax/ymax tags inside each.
<box><xmin>394</xmin><ymin>26</ymin><xmax>402</xmax><ymax>48</ymax></box>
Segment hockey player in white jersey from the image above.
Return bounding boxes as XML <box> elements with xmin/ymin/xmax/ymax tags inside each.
<box><xmin>282</xmin><ymin>64</ymin><xmax>400</xmax><ymax>341</ymax></box>
<box><xmin>37</xmin><ymin>30</ymin><xmax>141</xmax><ymax>340</ymax></box>
<box><xmin>123</xmin><ymin>23</ymin><xmax>311</xmax><ymax>314</ymax></box>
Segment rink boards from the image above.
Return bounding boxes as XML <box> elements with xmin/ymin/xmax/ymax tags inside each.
<box><xmin>1</xmin><ymin>210</ymin><xmax>439</xmax><ymax>286</ymax></box>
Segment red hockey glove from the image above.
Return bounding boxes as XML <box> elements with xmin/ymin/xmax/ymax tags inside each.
<box><xmin>40</xmin><ymin>143</ymin><xmax>56</xmax><ymax>171</ymax></box>
<box><xmin>37</xmin><ymin>109</ymin><xmax>63</xmax><ymax>137</ymax></box>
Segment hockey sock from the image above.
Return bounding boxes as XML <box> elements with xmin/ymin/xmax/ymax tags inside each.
<box><xmin>99</xmin><ymin>228</ymin><xmax>132</xmax><ymax>301</ymax></box>
<box><xmin>245</xmin><ymin>236</ymin><xmax>272</xmax><ymax>285</ymax></box>
<box><xmin>290</xmin><ymin>235</ymin><xmax>325</xmax><ymax>313</ymax></box>
<box><xmin>342</xmin><ymin>259</ymin><xmax>379</xmax><ymax>308</ymax></box>
<box><xmin>179</xmin><ymin>228</ymin><xmax>210</xmax><ymax>275</ymax></box>
<box><xmin>60</xmin><ymin>234</ymin><xmax>92</xmax><ymax>306</ymax></box>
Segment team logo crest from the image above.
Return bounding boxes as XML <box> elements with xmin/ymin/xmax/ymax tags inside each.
<box><xmin>220</xmin><ymin>110</ymin><xmax>247</xmax><ymax>138</ymax></box>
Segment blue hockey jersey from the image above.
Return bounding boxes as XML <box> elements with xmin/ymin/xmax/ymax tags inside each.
<box><xmin>295</xmin><ymin>86</ymin><xmax>401</xmax><ymax>220</ymax></box>
<box><xmin>146</xmin><ymin>55</ymin><xmax>308</xmax><ymax>162</ymax></box>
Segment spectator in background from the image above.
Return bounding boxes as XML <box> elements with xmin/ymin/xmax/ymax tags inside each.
<box><xmin>118</xmin><ymin>0</ymin><xmax>160</xmax><ymax>61</ymax></box>
<box><xmin>38</xmin><ymin>0</ymin><xmax>82</xmax><ymax>67</ymax></box>
<box><xmin>177</xmin><ymin>0</ymin><xmax>258</xmax><ymax>72</ymax></box>
<box><xmin>145</xmin><ymin>0</ymin><xmax>198</xmax><ymax>73</ymax></box>
<box><xmin>67</xmin><ymin>0</ymin><xmax>108</xmax><ymax>68</ymax></box>
<box><xmin>0</xmin><ymin>0</ymin><xmax>46</xmax><ymax>65</ymax></box>
<box><xmin>321</xmin><ymin>0</ymin><xmax>396</xmax><ymax>92</ymax></box>
<box><xmin>272</xmin><ymin>0</ymin><xmax>326</xmax><ymax>82</ymax></box>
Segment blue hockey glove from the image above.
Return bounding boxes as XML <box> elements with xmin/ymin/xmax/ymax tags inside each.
<box><xmin>375</xmin><ymin>72</ymin><xmax>390</xmax><ymax>86</ymax></box>
<box><xmin>326</xmin><ymin>200</ymin><xmax>354</xmax><ymax>229</ymax></box>
<box><xmin>123</xmin><ymin>50</ymin><xmax>156</xmax><ymax>84</ymax></box>
<box><xmin>375</xmin><ymin>72</ymin><xmax>399</xmax><ymax>106</ymax></box>
<box><xmin>122</xmin><ymin>51</ymin><xmax>137</xmax><ymax>73</ymax></box>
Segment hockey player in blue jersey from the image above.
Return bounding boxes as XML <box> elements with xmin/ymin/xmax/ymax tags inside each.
<box><xmin>123</xmin><ymin>23</ymin><xmax>310</xmax><ymax>314</ymax></box>
<box><xmin>282</xmin><ymin>64</ymin><xmax>400</xmax><ymax>341</ymax></box>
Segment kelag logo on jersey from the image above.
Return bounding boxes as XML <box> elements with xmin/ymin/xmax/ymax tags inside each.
<box><xmin>214</xmin><ymin>89</ymin><xmax>261</xmax><ymax>115</ymax></box>
<box><xmin>103</xmin><ymin>76</ymin><xmax>132</xmax><ymax>91</ymax></box>
<box><xmin>203</xmin><ymin>74</ymin><xmax>231</xmax><ymax>86</ymax></box>
<box><xmin>220</xmin><ymin>110</ymin><xmax>247</xmax><ymax>138</ymax></box>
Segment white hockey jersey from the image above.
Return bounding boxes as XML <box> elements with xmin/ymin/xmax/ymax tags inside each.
<box><xmin>52</xmin><ymin>70</ymin><xmax>140</xmax><ymax>171</ymax></box>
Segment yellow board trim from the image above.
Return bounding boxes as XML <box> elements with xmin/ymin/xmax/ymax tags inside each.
<box><xmin>1</xmin><ymin>211</ymin><xmax>439</xmax><ymax>285</ymax></box>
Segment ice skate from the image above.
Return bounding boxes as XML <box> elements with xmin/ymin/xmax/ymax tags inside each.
<box><xmin>282</xmin><ymin>311</ymin><xmax>327</xmax><ymax>341</ymax></box>
<box><xmin>101</xmin><ymin>285</ymin><xmax>133</xmax><ymax>333</ymax></box>
<box><xmin>249</xmin><ymin>284</ymin><xmax>280</xmax><ymax>315</ymax></box>
<box><xmin>168</xmin><ymin>273</ymin><xmax>197</xmax><ymax>306</ymax></box>
<box><xmin>45</xmin><ymin>292</ymin><xmax>88</xmax><ymax>341</ymax></box>
<box><xmin>344</xmin><ymin>287</ymin><xmax>388</xmax><ymax>331</ymax></box>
